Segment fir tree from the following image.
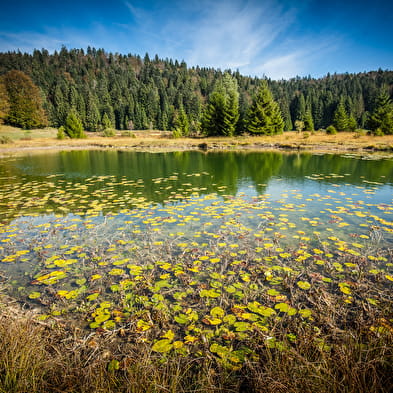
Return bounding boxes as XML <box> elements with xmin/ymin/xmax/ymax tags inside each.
<box><xmin>333</xmin><ymin>100</ymin><xmax>349</xmax><ymax>131</ymax></box>
<box><xmin>202</xmin><ymin>73</ymin><xmax>239</xmax><ymax>136</ymax></box>
<box><xmin>63</xmin><ymin>110</ymin><xmax>86</xmax><ymax>138</ymax></box>
<box><xmin>101</xmin><ymin>112</ymin><xmax>113</xmax><ymax>130</ymax></box>
<box><xmin>245</xmin><ymin>81</ymin><xmax>284</xmax><ymax>135</ymax></box>
<box><xmin>367</xmin><ymin>91</ymin><xmax>393</xmax><ymax>135</ymax></box>
<box><xmin>347</xmin><ymin>114</ymin><xmax>357</xmax><ymax>131</ymax></box>
<box><xmin>304</xmin><ymin>110</ymin><xmax>314</xmax><ymax>131</ymax></box>
<box><xmin>172</xmin><ymin>106</ymin><xmax>189</xmax><ymax>137</ymax></box>
<box><xmin>85</xmin><ymin>91</ymin><xmax>100</xmax><ymax>131</ymax></box>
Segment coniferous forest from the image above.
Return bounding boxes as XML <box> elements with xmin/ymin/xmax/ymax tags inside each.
<box><xmin>0</xmin><ymin>47</ymin><xmax>392</xmax><ymax>135</ymax></box>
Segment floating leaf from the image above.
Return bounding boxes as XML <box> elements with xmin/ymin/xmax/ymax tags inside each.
<box><xmin>107</xmin><ymin>359</ymin><xmax>120</xmax><ymax>372</ymax></box>
<box><xmin>210</xmin><ymin>306</ymin><xmax>225</xmax><ymax>318</ymax></box>
<box><xmin>28</xmin><ymin>291</ymin><xmax>41</xmax><ymax>299</ymax></box>
<box><xmin>202</xmin><ymin>317</ymin><xmax>222</xmax><ymax>325</ymax></box>
<box><xmin>152</xmin><ymin>339</ymin><xmax>173</xmax><ymax>353</ymax></box>
<box><xmin>234</xmin><ymin>321</ymin><xmax>252</xmax><ymax>332</ymax></box>
<box><xmin>298</xmin><ymin>309</ymin><xmax>312</xmax><ymax>318</ymax></box>
<box><xmin>297</xmin><ymin>281</ymin><xmax>311</xmax><ymax>290</ymax></box>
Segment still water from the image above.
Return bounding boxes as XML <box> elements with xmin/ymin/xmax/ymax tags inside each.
<box><xmin>0</xmin><ymin>150</ymin><xmax>392</xmax><ymax>331</ymax></box>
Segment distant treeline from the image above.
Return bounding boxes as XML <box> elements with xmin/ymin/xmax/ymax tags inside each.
<box><xmin>0</xmin><ymin>47</ymin><xmax>392</xmax><ymax>133</ymax></box>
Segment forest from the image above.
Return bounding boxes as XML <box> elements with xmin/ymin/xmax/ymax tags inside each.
<box><xmin>0</xmin><ymin>47</ymin><xmax>392</xmax><ymax>135</ymax></box>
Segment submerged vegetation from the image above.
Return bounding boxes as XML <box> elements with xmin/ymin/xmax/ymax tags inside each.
<box><xmin>0</xmin><ymin>150</ymin><xmax>392</xmax><ymax>392</ymax></box>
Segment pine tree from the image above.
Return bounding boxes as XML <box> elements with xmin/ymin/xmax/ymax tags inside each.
<box><xmin>245</xmin><ymin>81</ymin><xmax>284</xmax><ymax>135</ymax></box>
<box><xmin>304</xmin><ymin>109</ymin><xmax>314</xmax><ymax>131</ymax></box>
<box><xmin>333</xmin><ymin>100</ymin><xmax>349</xmax><ymax>131</ymax></box>
<box><xmin>2</xmin><ymin>70</ymin><xmax>48</xmax><ymax>129</ymax></box>
<box><xmin>85</xmin><ymin>91</ymin><xmax>100</xmax><ymax>131</ymax></box>
<box><xmin>347</xmin><ymin>114</ymin><xmax>357</xmax><ymax>131</ymax></box>
<box><xmin>201</xmin><ymin>73</ymin><xmax>239</xmax><ymax>136</ymax></box>
<box><xmin>367</xmin><ymin>91</ymin><xmax>393</xmax><ymax>135</ymax></box>
<box><xmin>101</xmin><ymin>112</ymin><xmax>113</xmax><ymax>130</ymax></box>
<box><xmin>172</xmin><ymin>106</ymin><xmax>189</xmax><ymax>137</ymax></box>
<box><xmin>63</xmin><ymin>110</ymin><xmax>85</xmax><ymax>138</ymax></box>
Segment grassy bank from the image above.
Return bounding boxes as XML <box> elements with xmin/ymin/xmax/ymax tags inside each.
<box><xmin>1</xmin><ymin>126</ymin><xmax>393</xmax><ymax>155</ymax></box>
<box><xmin>1</xmin><ymin>282</ymin><xmax>392</xmax><ymax>393</ymax></box>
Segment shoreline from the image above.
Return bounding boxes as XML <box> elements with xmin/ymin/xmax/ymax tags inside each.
<box><xmin>1</xmin><ymin>131</ymin><xmax>393</xmax><ymax>157</ymax></box>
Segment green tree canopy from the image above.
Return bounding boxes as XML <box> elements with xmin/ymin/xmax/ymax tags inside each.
<box><xmin>2</xmin><ymin>70</ymin><xmax>47</xmax><ymax>129</ymax></box>
<box><xmin>245</xmin><ymin>81</ymin><xmax>284</xmax><ymax>135</ymax></box>
<box><xmin>201</xmin><ymin>73</ymin><xmax>239</xmax><ymax>136</ymax></box>
<box><xmin>367</xmin><ymin>91</ymin><xmax>393</xmax><ymax>135</ymax></box>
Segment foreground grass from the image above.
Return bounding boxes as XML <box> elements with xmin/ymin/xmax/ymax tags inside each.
<box><xmin>1</xmin><ymin>298</ymin><xmax>392</xmax><ymax>393</ymax></box>
<box><xmin>1</xmin><ymin>126</ymin><xmax>393</xmax><ymax>155</ymax></box>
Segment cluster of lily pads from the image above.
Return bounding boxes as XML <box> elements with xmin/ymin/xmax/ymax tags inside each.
<box><xmin>0</xmin><ymin>169</ymin><xmax>392</xmax><ymax>368</ymax></box>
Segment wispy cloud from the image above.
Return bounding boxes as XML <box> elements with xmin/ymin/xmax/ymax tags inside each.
<box><xmin>0</xmin><ymin>31</ymin><xmax>66</xmax><ymax>53</ymax></box>
<box><xmin>161</xmin><ymin>0</ymin><xmax>298</xmax><ymax>72</ymax></box>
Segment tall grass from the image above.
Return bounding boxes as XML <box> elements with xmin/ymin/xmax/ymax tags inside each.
<box><xmin>1</xmin><ymin>296</ymin><xmax>391</xmax><ymax>393</ymax></box>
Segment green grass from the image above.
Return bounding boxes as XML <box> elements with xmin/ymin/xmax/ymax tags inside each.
<box><xmin>0</xmin><ymin>125</ymin><xmax>58</xmax><ymax>140</ymax></box>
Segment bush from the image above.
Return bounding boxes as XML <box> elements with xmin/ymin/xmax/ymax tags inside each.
<box><xmin>172</xmin><ymin>128</ymin><xmax>183</xmax><ymax>138</ymax></box>
<box><xmin>326</xmin><ymin>125</ymin><xmax>337</xmax><ymax>135</ymax></box>
<box><xmin>0</xmin><ymin>135</ymin><xmax>12</xmax><ymax>144</ymax></box>
<box><xmin>120</xmin><ymin>131</ymin><xmax>135</xmax><ymax>138</ymax></box>
<box><xmin>353</xmin><ymin>129</ymin><xmax>366</xmax><ymax>138</ymax></box>
<box><xmin>102</xmin><ymin>128</ymin><xmax>116</xmax><ymax>137</ymax></box>
<box><xmin>373</xmin><ymin>128</ymin><xmax>385</xmax><ymax>136</ymax></box>
<box><xmin>57</xmin><ymin>126</ymin><xmax>66</xmax><ymax>140</ymax></box>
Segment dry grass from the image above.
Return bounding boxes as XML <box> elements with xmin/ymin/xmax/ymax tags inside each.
<box><xmin>1</xmin><ymin>289</ymin><xmax>392</xmax><ymax>393</ymax></box>
<box><xmin>1</xmin><ymin>126</ymin><xmax>393</xmax><ymax>156</ymax></box>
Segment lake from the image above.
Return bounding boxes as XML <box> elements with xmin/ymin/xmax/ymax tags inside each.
<box><xmin>0</xmin><ymin>150</ymin><xmax>392</xmax><ymax>361</ymax></box>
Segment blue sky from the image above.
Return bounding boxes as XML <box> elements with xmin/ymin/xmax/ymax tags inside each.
<box><xmin>0</xmin><ymin>0</ymin><xmax>392</xmax><ymax>80</ymax></box>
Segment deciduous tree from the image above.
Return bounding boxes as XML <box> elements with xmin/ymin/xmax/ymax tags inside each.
<box><xmin>2</xmin><ymin>70</ymin><xmax>47</xmax><ymax>129</ymax></box>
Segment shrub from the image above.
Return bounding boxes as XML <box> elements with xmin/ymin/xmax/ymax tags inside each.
<box><xmin>172</xmin><ymin>128</ymin><xmax>183</xmax><ymax>138</ymax></box>
<box><xmin>120</xmin><ymin>131</ymin><xmax>135</xmax><ymax>138</ymax></box>
<box><xmin>102</xmin><ymin>128</ymin><xmax>116</xmax><ymax>137</ymax></box>
<box><xmin>0</xmin><ymin>135</ymin><xmax>12</xmax><ymax>144</ymax></box>
<box><xmin>326</xmin><ymin>125</ymin><xmax>337</xmax><ymax>135</ymax></box>
<box><xmin>373</xmin><ymin>128</ymin><xmax>385</xmax><ymax>136</ymax></box>
<box><xmin>57</xmin><ymin>126</ymin><xmax>66</xmax><ymax>140</ymax></box>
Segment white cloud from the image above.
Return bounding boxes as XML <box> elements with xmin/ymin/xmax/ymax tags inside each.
<box><xmin>164</xmin><ymin>0</ymin><xmax>297</xmax><ymax>72</ymax></box>
<box><xmin>254</xmin><ymin>51</ymin><xmax>306</xmax><ymax>80</ymax></box>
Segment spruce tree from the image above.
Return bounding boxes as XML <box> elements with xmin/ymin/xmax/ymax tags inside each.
<box><xmin>63</xmin><ymin>110</ymin><xmax>86</xmax><ymax>138</ymax></box>
<box><xmin>367</xmin><ymin>91</ymin><xmax>393</xmax><ymax>135</ymax></box>
<box><xmin>172</xmin><ymin>106</ymin><xmax>189</xmax><ymax>137</ymax></box>
<box><xmin>201</xmin><ymin>73</ymin><xmax>239</xmax><ymax>136</ymax></box>
<box><xmin>333</xmin><ymin>100</ymin><xmax>349</xmax><ymax>131</ymax></box>
<box><xmin>304</xmin><ymin>109</ymin><xmax>314</xmax><ymax>131</ymax></box>
<box><xmin>245</xmin><ymin>81</ymin><xmax>284</xmax><ymax>135</ymax></box>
